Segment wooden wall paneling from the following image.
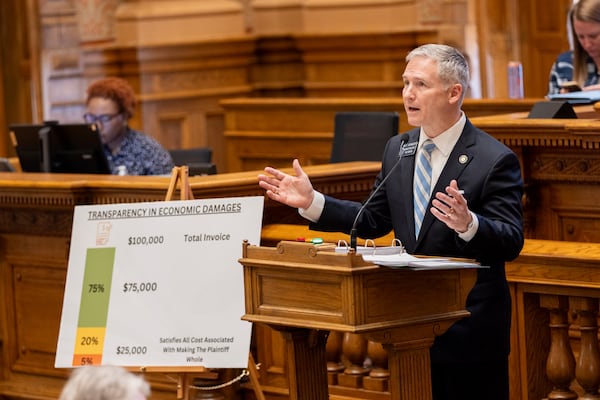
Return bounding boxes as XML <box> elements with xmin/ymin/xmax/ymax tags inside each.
<box><xmin>475</xmin><ymin>0</ymin><xmax>513</xmax><ymax>98</ymax></box>
<box><xmin>81</xmin><ymin>47</ymin><xmax>124</xmax><ymax>80</ymax></box>
<box><xmin>251</xmin><ymin>35</ymin><xmax>305</xmax><ymax>97</ymax></box>
<box><xmin>302</xmin><ymin>0</ymin><xmax>418</xmax><ymax>34</ymax></box>
<box><xmin>25</xmin><ymin>0</ymin><xmax>43</xmax><ymax>125</ymax></box>
<box><xmin>8</xmin><ymin>235</ymin><xmax>69</xmax><ymax>376</ymax></box>
<box><xmin>226</xmin><ymin>131</ymin><xmax>332</xmax><ymax>172</ymax></box>
<box><xmin>296</xmin><ymin>31</ymin><xmax>438</xmax><ymax>98</ymax></box>
<box><xmin>533</xmin><ymin>181</ymin><xmax>600</xmax><ymax>243</ymax></box>
<box><xmin>154</xmin><ymin>109</ymin><xmax>194</xmax><ymax>150</ymax></box>
<box><xmin>0</xmin><ymin>0</ymin><xmax>40</xmax><ymax>150</ymax></box>
<box><xmin>83</xmin><ymin>39</ymin><xmax>259</xmax><ymax>173</ymax></box>
<box><xmin>115</xmin><ymin>0</ymin><xmax>247</xmax><ymax>47</ymax></box>
<box><xmin>39</xmin><ymin>1</ymin><xmax>86</xmax><ymax>123</ymax></box>
<box><xmin>46</xmin><ymin>45</ymin><xmax>122</xmax><ymax>125</ymax></box>
<box><xmin>0</xmin><ymin>24</ymin><xmax>7</xmax><ymax>157</ymax></box>
<box><xmin>518</xmin><ymin>0</ymin><xmax>572</xmax><ymax>98</ymax></box>
<box><xmin>521</xmin><ymin>144</ymin><xmax>600</xmax><ymax>241</ymax></box>
<box><xmin>250</xmin><ymin>0</ymin><xmax>303</xmax><ymax>36</ymax></box>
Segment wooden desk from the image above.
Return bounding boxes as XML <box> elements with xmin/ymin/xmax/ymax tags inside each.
<box><xmin>470</xmin><ymin>104</ymin><xmax>600</xmax><ymax>242</ymax></box>
<box><xmin>222</xmin><ymin>97</ymin><xmax>541</xmax><ymax>172</ymax></box>
<box><xmin>0</xmin><ymin>163</ymin><xmax>378</xmax><ymax>400</ymax></box>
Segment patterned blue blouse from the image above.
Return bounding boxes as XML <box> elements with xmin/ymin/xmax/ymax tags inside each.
<box><xmin>104</xmin><ymin>129</ymin><xmax>174</xmax><ymax>176</ymax></box>
<box><xmin>548</xmin><ymin>50</ymin><xmax>599</xmax><ymax>96</ymax></box>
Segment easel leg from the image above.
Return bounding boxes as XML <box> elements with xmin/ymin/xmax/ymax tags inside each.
<box><xmin>165</xmin><ymin>167</ymin><xmax>180</xmax><ymax>201</ymax></box>
<box><xmin>165</xmin><ymin>166</ymin><xmax>194</xmax><ymax>201</ymax></box>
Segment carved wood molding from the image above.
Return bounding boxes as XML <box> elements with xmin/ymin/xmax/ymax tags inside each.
<box><xmin>0</xmin><ymin>162</ymin><xmax>379</xmax><ymax>233</ymax></box>
<box><xmin>497</xmin><ymin>135</ymin><xmax>600</xmax><ymax>150</ymax></box>
<box><xmin>528</xmin><ymin>153</ymin><xmax>600</xmax><ymax>183</ymax></box>
<box><xmin>0</xmin><ymin>208</ymin><xmax>72</xmax><ymax>236</ymax></box>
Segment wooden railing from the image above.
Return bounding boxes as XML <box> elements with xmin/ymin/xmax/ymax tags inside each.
<box><xmin>504</xmin><ymin>239</ymin><xmax>600</xmax><ymax>400</ymax></box>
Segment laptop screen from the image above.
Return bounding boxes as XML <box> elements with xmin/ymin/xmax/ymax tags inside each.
<box><xmin>9</xmin><ymin>122</ymin><xmax>110</xmax><ymax>174</ymax></box>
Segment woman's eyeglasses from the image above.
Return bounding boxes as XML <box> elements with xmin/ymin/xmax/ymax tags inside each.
<box><xmin>83</xmin><ymin>113</ymin><xmax>120</xmax><ymax>124</ymax></box>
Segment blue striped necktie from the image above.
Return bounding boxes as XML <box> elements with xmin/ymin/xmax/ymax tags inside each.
<box><xmin>414</xmin><ymin>140</ymin><xmax>436</xmax><ymax>237</ymax></box>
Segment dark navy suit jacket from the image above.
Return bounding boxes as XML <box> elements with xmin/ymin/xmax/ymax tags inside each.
<box><xmin>310</xmin><ymin>118</ymin><xmax>524</xmax><ymax>363</ymax></box>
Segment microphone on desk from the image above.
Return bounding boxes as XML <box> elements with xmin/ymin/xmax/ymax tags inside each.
<box><xmin>350</xmin><ymin>133</ymin><xmax>411</xmax><ymax>251</ymax></box>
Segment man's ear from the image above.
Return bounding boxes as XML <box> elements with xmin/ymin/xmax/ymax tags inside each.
<box><xmin>448</xmin><ymin>83</ymin><xmax>463</xmax><ymax>104</ymax></box>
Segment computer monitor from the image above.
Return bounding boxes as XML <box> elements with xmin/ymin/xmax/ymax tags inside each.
<box><xmin>9</xmin><ymin>122</ymin><xmax>111</xmax><ymax>174</ymax></box>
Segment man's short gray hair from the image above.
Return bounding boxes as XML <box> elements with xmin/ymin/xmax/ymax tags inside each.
<box><xmin>406</xmin><ymin>44</ymin><xmax>470</xmax><ymax>100</ymax></box>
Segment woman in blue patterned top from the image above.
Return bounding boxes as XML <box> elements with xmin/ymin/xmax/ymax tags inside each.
<box><xmin>548</xmin><ymin>0</ymin><xmax>600</xmax><ymax>96</ymax></box>
<box><xmin>84</xmin><ymin>77</ymin><xmax>174</xmax><ymax>175</ymax></box>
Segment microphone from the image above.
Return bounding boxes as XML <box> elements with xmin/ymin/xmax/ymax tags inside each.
<box><xmin>350</xmin><ymin>133</ymin><xmax>411</xmax><ymax>251</ymax></box>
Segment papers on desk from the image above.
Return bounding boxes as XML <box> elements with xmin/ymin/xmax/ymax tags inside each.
<box><xmin>547</xmin><ymin>90</ymin><xmax>600</xmax><ymax>104</ymax></box>
<box><xmin>361</xmin><ymin>252</ymin><xmax>484</xmax><ymax>270</ymax></box>
<box><xmin>334</xmin><ymin>239</ymin><xmax>483</xmax><ymax>270</ymax></box>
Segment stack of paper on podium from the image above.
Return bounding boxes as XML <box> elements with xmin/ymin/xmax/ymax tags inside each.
<box><xmin>362</xmin><ymin>252</ymin><xmax>484</xmax><ymax>270</ymax></box>
<box><xmin>334</xmin><ymin>238</ymin><xmax>482</xmax><ymax>270</ymax></box>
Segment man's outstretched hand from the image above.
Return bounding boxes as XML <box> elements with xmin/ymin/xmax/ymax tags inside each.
<box><xmin>257</xmin><ymin>159</ymin><xmax>315</xmax><ymax>209</ymax></box>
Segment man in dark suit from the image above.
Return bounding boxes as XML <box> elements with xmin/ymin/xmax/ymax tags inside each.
<box><xmin>258</xmin><ymin>43</ymin><xmax>523</xmax><ymax>400</ymax></box>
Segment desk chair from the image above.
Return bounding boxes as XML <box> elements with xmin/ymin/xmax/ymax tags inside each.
<box><xmin>168</xmin><ymin>147</ymin><xmax>217</xmax><ymax>176</ymax></box>
<box><xmin>330</xmin><ymin>111</ymin><xmax>399</xmax><ymax>163</ymax></box>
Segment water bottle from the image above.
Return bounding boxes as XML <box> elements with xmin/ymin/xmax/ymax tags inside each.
<box><xmin>508</xmin><ymin>61</ymin><xmax>524</xmax><ymax>99</ymax></box>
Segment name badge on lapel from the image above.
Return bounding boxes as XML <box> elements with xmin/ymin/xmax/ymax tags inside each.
<box><xmin>400</xmin><ymin>141</ymin><xmax>418</xmax><ymax>157</ymax></box>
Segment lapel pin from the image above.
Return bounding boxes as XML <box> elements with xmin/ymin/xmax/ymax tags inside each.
<box><xmin>459</xmin><ymin>155</ymin><xmax>468</xmax><ymax>164</ymax></box>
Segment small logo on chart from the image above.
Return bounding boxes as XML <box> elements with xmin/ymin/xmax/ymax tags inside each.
<box><xmin>96</xmin><ymin>222</ymin><xmax>113</xmax><ymax>245</ymax></box>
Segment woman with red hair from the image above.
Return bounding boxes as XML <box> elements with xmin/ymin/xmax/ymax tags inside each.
<box><xmin>85</xmin><ymin>77</ymin><xmax>173</xmax><ymax>175</ymax></box>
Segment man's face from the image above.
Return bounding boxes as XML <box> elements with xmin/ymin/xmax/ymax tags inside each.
<box><xmin>402</xmin><ymin>56</ymin><xmax>460</xmax><ymax>137</ymax></box>
<box><xmin>85</xmin><ymin>97</ymin><xmax>126</xmax><ymax>151</ymax></box>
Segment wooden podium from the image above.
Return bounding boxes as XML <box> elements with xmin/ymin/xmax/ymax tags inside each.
<box><xmin>239</xmin><ymin>240</ymin><xmax>477</xmax><ymax>400</ymax></box>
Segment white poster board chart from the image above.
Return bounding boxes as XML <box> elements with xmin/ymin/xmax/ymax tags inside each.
<box><xmin>55</xmin><ymin>196</ymin><xmax>263</xmax><ymax>369</ymax></box>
